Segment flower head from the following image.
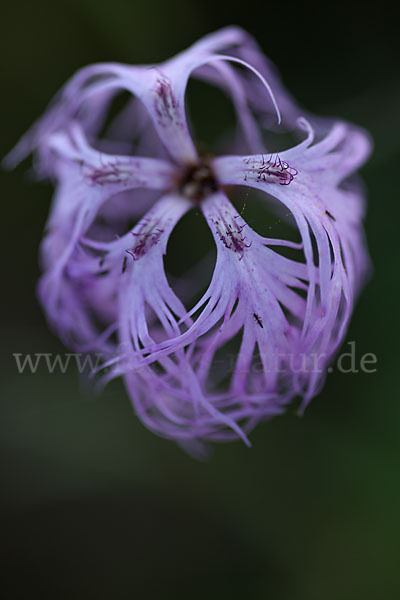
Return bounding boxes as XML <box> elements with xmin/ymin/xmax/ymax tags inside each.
<box><xmin>5</xmin><ymin>27</ymin><xmax>371</xmax><ymax>453</ymax></box>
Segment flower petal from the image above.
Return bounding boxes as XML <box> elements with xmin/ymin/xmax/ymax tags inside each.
<box><xmin>124</xmin><ymin>192</ymin><xmax>310</xmax><ymax>399</ymax></box>
<box><xmin>3</xmin><ymin>61</ymin><xmax>197</xmax><ymax>166</ymax></box>
<box><xmin>41</xmin><ymin>193</ymin><xmax>191</xmax><ymax>352</ymax></box>
<box><xmin>40</xmin><ymin>123</ymin><xmax>174</xmax><ymax>278</ymax></box>
<box><xmin>213</xmin><ymin>120</ymin><xmax>372</xmax><ymax>402</ymax></box>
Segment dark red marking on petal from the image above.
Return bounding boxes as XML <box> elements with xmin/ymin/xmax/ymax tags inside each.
<box><xmin>83</xmin><ymin>157</ymin><xmax>132</xmax><ymax>186</ymax></box>
<box><xmin>154</xmin><ymin>76</ymin><xmax>180</xmax><ymax>127</ymax></box>
<box><xmin>126</xmin><ymin>227</ymin><xmax>164</xmax><ymax>261</ymax></box>
<box><xmin>244</xmin><ymin>154</ymin><xmax>298</xmax><ymax>186</ymax></box>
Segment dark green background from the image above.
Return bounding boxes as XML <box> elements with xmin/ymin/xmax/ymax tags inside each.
<box><xmin>1</xmin><ymin>1</ymin><xmax>399</xmax><ymax>598</ymax></box>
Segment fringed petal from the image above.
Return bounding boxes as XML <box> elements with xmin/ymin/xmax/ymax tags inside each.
<box><xmin>213</xmin><ymin>119</ymin><xmax>372</xmax><ymax>404</ymax></box>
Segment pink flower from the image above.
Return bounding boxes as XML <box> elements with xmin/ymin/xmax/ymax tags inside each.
<box><xmin>5</xmin><ymin>27</ymin><xmax>372</xmax><ymax>453</ymax></box>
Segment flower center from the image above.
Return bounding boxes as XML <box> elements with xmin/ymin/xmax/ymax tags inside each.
<box><xmin>177</xmin><ymin>159</ymin><xmax>219</xmax><ymax>202</ymax></box>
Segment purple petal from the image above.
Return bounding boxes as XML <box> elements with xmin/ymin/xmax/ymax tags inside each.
<box><xmin>213</xmin><ymin>120</ymin><xmax>372</xmax><ymax>402</ymax></box>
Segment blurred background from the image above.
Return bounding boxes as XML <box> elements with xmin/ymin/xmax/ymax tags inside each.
<box><xmin>1</xmin><ymin>1</ymin><xmax>399</xmax><ymax>598</ymax></box>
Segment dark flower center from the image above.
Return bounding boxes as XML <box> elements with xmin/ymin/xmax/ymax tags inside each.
<box><xmin>177</xmin><ymin>159</ymin><xmax>219</xmax><ymax>202</ymax></box>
